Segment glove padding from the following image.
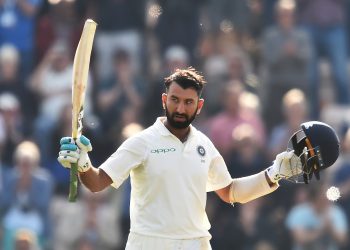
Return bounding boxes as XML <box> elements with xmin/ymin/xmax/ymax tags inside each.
<box><xmin>57</xmin><ymin>135</ymin><xmax>92</xmax><ymax>172</ymax></box>
<box><xmin>266</xmin><ymin>151</ymin><xmax>303</xmax><ymax>183</ymax></box>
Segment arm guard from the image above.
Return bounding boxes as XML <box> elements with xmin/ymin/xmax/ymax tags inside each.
<box><xmin>229</xmin><ymin>170</ymin><xmax>279</xmax><ymax>204</ymax></box>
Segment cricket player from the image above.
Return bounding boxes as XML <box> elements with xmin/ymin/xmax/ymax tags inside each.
<box><xmin>58</xmin><ymin>67</ymin><xmax>302</xmax><ymax>250</ymax></box>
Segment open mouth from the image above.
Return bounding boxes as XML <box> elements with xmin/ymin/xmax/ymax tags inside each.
<box><xmin>174</xmin><ymin>115</ymin><xmax>187</xmax><ymax>121</ymax></box>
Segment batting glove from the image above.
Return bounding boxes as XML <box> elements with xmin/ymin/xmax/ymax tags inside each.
<box><xmin>57</xmin><ymin>135</ymin><xmax>92</xmax><ymax>172</ymax></box>
<box><xmin>266</xmin><ymin>150</ymin><xmax>303</xmax><ymax>183</ymax></box>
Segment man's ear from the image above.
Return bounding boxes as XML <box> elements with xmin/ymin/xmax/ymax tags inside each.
<box><xmin>197</xmin><ymin>98</ymin><xmax>204</xmax><ymax>115</ymax></box>
<box><xmin>161</xmin><ymin>93</ymin><xmax>167</xmax><ymax>109</ymax></box>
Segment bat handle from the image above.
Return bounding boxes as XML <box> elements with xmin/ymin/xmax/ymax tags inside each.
<box><xmin>68</xmin><ymin>162</ymin><xmax>79</xmax><ymax>202</ymax></box>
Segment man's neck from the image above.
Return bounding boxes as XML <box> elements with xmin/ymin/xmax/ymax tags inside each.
<box><xmin>163</xmin><ymin>119</ymin><xmax>190</xmax><ymax>142</ymax></box>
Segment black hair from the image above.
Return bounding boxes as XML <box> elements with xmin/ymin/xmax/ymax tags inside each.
<box><xmin>164</xmin><ymin>67</ymin><xmax>206</xmax><ymax>97</ymax></box>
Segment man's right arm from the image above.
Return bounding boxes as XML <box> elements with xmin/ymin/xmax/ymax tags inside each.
<box><xmin>58</xmin><ymin>134</ymin><xmax>146</xmax><ymax>193</ymax></box>
<box><xmin>58</xmin><ymin>136</ymin><xmax>113</xmax><ymax>193</ymax></box>
<box><xmin>79</xmin><ymin>167</ymin><xmax>113</xmax><ymax>193</ymax></box>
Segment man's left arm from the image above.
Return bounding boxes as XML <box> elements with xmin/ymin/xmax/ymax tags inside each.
<box><xmin>216</xmin><ymin>170</ymin><xmax>278</xmax><ymax>204</ymax></box>
<box><xmin>215</xmin><ymin>151</ymin><xmax>298</xmax><ymax>204</ymax></box>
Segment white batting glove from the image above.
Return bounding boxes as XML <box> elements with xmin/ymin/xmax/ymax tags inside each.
<box><xmin>57</xmin><ymin>135</ymin><xmax>92</xmax><ymax>173</ymax></box>
<box><xmin>266</xmin><ymin>151</ymin><xmax>303</xmax><ymax>183</ymax></box>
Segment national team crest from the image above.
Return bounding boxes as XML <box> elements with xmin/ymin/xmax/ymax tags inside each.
<box><xmin>197</xmin><ymin>145</ymin><xmax>206</xmax><ymax>156</ymax></box>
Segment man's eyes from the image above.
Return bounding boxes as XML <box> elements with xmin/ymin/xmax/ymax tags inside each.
<box><xmin>170</xmin><ymin>97</ymin><xmax>194</xmax><ymax>105</ymax></box>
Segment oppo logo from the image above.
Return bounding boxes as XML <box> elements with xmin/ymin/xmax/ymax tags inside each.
<box><xmin>151</xmin><ymin>148</ymin><xmax>176</xmax><ymax>153</ymax></box>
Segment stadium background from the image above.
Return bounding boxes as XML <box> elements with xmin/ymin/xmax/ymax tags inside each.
<box><xmin>0</xmin><ymin>0</ymin><xmax>350</xmax><ymax>249</ymax></box>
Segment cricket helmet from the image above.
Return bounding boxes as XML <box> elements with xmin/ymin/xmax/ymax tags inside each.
<box><xmin>287</xmin><ymin>121</ymin><xmax>340</xmax><ymax>183</ymax></box>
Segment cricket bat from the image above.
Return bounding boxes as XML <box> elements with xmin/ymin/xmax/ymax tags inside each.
<box><xmin>69</xmin><ymin>19</ymin><xmax>97</xmax><ymax>202</ymax></box>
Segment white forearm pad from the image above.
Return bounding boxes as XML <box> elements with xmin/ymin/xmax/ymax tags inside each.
<box><xmin>229</xmin><ymin>171</ymin><xmax>279</xmax><ymax>204</ymax></box>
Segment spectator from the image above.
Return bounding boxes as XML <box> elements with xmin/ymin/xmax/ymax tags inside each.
<box><xmin>211</xmin><ymin>199</ymin><xmax>279</xmax><ymax>250</ymax></box>
<box><xmin>286</xmin><ymin>181</ymin><xmax>348</xmax><ymax>250</ymax></box>
<box><xmin>51</xmin><ymin>187</ymin><xmax>122</xmax><ymax>250</ymax></box>
<box><xmin>0</xmin><ymin>0</ymin><xmax>43</xmax><ymax>80</ymax></box>
<box><xmin>297</xmin><ymin>0</ymin><xmax>350</xmax><ymax>118</ymax></box>
<box><xmin>0</xmin><ymin>141</ymin><xmax>53</xmax><ymax>250</ymax></box>
<box><xmin>154</xmin><ymin>0</ymin><xmax>205</xmax><ymax>61</ymax></box>
<box><xmin>208</xmin><ymin>81</ymin><xmax>265</xmax><ymax>158</ymax></box>
<box><xmin>261</xmin><ymin>0</ymin><xmax>312</xmax><ymax>131</ymax></box>
<box><xmin>226</xmin><ymin>123</ymin><xmax>270</xmax><ymax>178</ymax></box>
<box><xmin>30</xmin><ymin>40</ymin><xmax>73</xmax><ymax>127</ymax></box>
<box><xmin>35</xmin><ymin>0</ymin><xmax>82</xmax><ymax>63</ymax></box>
<box><xmin>0</xmin><ymin>92</ymin><xmax>24</xmax><ymax>167</ymax></box>
<box><xmin>14</xmin><ymin>228</ymin><xmax>41</xmax><ymax>250</ymax></box>
<box><xmin>201</xmin><ymin>33</ymin><xmax>254</xmax><ymax>114</ymax></box>
<box><xmin>242</xmin><ymin>0</ymin><xmax>266</xmax><ymax>71</ymax></box>
<box><xmin>202</xmin><ymin>54</ymin><xmax>229</xmax><ymax>115</ymax></box>
<box><xmin>268</xmin><ymin>89</ymin><xmax>309</xmax><ymax>160</ymax></box>
<box><xmin>96</xmin><ymin>49</ymin><xmax>145</xmax><ymax>134</ymax></box>
<box><xmin>226</xmin><ymin>47</ymin><xmax>255</xmax><ymax>92</ymax></box>
<box><xmin>87</xmin><ymin>0</ymin><xmax>145</xmax><ymax>79</ymax></box>
<box><xmin>204</xmin><ymin>0</ymin><xmax>250</xmax><ymax>36</ymax></box>
<box><xmin>0</xmin><ymin>44</ymin><xmax>37</xmax><ymax>133</ymax></box>
<box><xmin>234</xmin><ymin>199</ymin><xmax>278</xmax><ymax>250</ymax></box>
<box><xmin>0</xmin><ymin>44</ymin><xmax>21</xmax><ymax>85</ymax></box>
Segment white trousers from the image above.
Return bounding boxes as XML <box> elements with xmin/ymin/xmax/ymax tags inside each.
<box><xmin>125</xmin><ymin>232</ymin><xmax>212</xmax><ymax>250</ymax></box>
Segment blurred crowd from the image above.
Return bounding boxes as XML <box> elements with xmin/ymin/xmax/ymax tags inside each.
<box><xmin>0</xmin><ymin>0</ymin><xmax>350</xmax><ymax>249</ymax></box>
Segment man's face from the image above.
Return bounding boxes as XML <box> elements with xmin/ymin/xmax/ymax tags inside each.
<box><xmin>277</xmin><ymin>8</ymin><xmax>294</xmax><ymax>29</ymax></box>
<box><xmin>162</xmin><ymin>82</ymin><xmax>204</xmax><ymax>129</ymax></box>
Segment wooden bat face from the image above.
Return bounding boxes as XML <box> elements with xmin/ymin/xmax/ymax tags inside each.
<box><xmin>72</xmin><ymin>19</ymin><xmax>97</xmax><ymax>139</ymax></box>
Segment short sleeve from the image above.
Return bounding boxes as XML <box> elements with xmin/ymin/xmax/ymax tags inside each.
<box><xmin>206</xmin><ymin>141</ymin><xmax>232</xmax><ymax>192</ymax></box>
<box><xmin>205</xmin><ymin>136</ymin><xmax>232</xmax><ymax>192</ymax></box>
<box><xmin>100</xmin><ymin>135</ymin><xmax>148</xmax><ymax>189</ymax></box>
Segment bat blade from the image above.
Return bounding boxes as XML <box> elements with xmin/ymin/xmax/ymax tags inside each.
<box><xmin>69</xmin><ymin>19</ymin><xmax>97</xmax><ymax>202</ymax></box>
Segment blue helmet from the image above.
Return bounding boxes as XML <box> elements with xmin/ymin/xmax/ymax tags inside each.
<box><xmin>287</xmin><ymin>121</ymin><xmax>340</xmax><ymax>184</ymax></box>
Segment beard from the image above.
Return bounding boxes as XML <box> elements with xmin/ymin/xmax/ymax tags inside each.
<box><xmin>164</xmin><ymin>105</ymin><xmax>197</xmax><ymax>129</ymax></box>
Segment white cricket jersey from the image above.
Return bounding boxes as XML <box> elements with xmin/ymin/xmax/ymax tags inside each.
<box><xmin>100</xmin><ymin>117</ymin><xmax>232</xmax><ymax>239</ymax></box>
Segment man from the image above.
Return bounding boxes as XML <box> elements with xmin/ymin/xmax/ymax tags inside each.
<box><xmin>286</xmin><ymin>182</ymin><xmax>348</xmax><ymax>250</ymax></box>
<box><xmin>58</xmin><ymin>67</ymin><xmax>299</xmax><ymax>250</ymax></box>
<box><xmin>261</xmin><ymin>0</ymin><xmax>312</xmax><ymax>131</ymax></box>
<box><xmin>0</xmin><ymin>0</ymin><xmax>43</xmax><ymax>80</ymax></box>
<box><xmin>297</xmin><ymin>0</ymin><xmax>350</xmax><ymax>119</ymax></box>
<box><xmin>1</xmin><ymin>141</ymin><xmax>53</xmax><ymax>249</ymax></box>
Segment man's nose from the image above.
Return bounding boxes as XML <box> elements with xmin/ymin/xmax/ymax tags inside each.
<box><xmin>176</xmin><ymin>102</ymin><xmax>185</xmax><ymax>113</ymax></box>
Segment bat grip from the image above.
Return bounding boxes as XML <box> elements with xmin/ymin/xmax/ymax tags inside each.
<box><xmin>68</xmin><ymin>163</ymin><xmax>78</xmax><ymax>202</ymax></box>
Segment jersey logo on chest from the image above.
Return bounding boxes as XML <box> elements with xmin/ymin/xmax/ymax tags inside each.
<box><xmin>150</xmin><ymin>148</ymin><xmax>176</xmax><ymax>154</ymax></box>
<box><xmin>197</xmin><ymin>145</ymin><xmax>206</xmax><ymax>157</ymax></box>
<box><xmin>197</xmin><ymin>145</ymin><xmax>206</xmax><ymax>163</ymax></box>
